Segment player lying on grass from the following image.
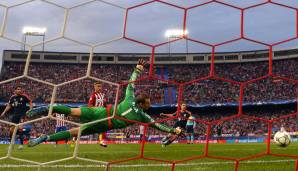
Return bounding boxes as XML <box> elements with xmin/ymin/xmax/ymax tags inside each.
<box><xmin>26</xmin><ymin>59</ymin><xmax>183</xmax><ymax>147</ymax></box>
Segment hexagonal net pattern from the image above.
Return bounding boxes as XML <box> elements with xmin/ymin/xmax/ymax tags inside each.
<box><xmin>0</xmin><ymin>0</ymin><xmax>297</xmax><ymax>171</ymax></box>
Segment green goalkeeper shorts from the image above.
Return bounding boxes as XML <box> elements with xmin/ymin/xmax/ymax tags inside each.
<box><xmin>79</xmin><ymin>107</ymin><xmax>110</xmax><ymax>135</ymax></box>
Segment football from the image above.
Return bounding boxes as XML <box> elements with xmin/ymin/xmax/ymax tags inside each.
<box><xmin>274</xmin><ymin>131</ymin><xmax>291</xmax><ymax>147</ymax></box>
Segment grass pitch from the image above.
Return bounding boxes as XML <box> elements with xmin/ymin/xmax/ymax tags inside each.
<box><xmin>0</xmin><ymin>142</ymin><xmax>297</xmax><ymax>171</ymax></box>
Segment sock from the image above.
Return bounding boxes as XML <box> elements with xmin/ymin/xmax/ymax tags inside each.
<box><xmin>47</xmin><ymin>131</ymin><xmax>72</xmax><ymax>142</ymax></box>
<box><xmin>102</xmin><ymin>132</ymin><xmax>107</xmax><ymax>139</ymax></box>
<box><xmin>187</xmin><ymin>136</ymin><xmax>190</xmax><ymax>142</ymax></box>
<box><xmin>191</xmin><ymin>135</ymin><xmax>194</xmax><ymax>142</ymax></box>
<box><xmin>99</xmin><ymin>134</ymin><xmax>103</xmax><ymax>143</ymax></box>
<box><xmin>53</xmin><ymin>105</ymin><xmax>71</xmax><ymax>115</ymax></box>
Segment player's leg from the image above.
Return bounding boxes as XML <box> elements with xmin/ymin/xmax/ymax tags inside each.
<box><xmin>190</xmin><ymin>132</ymin><xmax>194</xmax><ymax>144</ymax></box>
<box><xmin>186</xmin><ymin>126</ymin><xmax>191</xmax><ymax>144</ymax></box>
<box><xmin>27</xmin><ymin>106</ymin><xmax>104</xmax><ymax>121</ymax></box>
<box><xmin>163</xmin><ymin>120</ymin><xmax>187</xmax><ymax>144</ymax></box>
<box><xmin>28</xmin><ymin>107</ymin><xmax>107</xmax><ymax>147</ymax></box>
<box><xmin>140</xmin><ymin>134</ymin><xmax>144</xmax><ymax>142</ymax></box>
<box><xmin>62</xmin><ymin>127</ymin><xmax>69</xmax><ymax>147</ymax></box>
<box><xmin>9</xmin><ymin>127</ymin><xmax>14</xmax><ymax>139</ymax></box>
<box><xmin>190</xmin><ymin>126</ymin><xmax>195</xmax><ymax>144</ymax></box>
<box><xmin>27</xmin><ymin>105</ymin><xmax>82</xmax><ymax>118</ymax></box>
<box><xmin>28</xmin><ymin>127</ymin><xmax>78</xmax><ymax>147</ymax></box>
<box><xmin>161</xmin><ymin>121</ymin><xmax>180</xmax><ymax>146</ymax></box>
<box><xmin>70</xmin><ymin>136</ymin><xmax>76</xmax><ymax>148</ymax></box>
<box><xmin>28</xmin><ymin>123</ymin><xmax>109</xmax><ymax>147</ymax></box>
<box><xmin>54</xmin><ymin>127</ymin><xmax>60</xmax><ymax>147</ymax></box>
<box><xmin>162</xmin><ymin>121</ymin><xmax>186</xmax><ymax>147</ymax></box>
<box><xmin>181</xmin><ymin>120</ymin><xmax>187</xmax><ymax>140</ymax></box>
<box><xmin>99</xmin><ymin>133</ymin><xmax>108</xmax><ymax>147</ymax></box>
<box><xmin>164</xmin><ymin>120</ymin><xmax>180</xmax><ymax>139</ymax></box>
<box><xmin>11</xmin><ymin>115</ymin><xmax>24</xmax><ymax>149</ymax></box>
<box><xmin>18</xmin><ymin>131</ymin><xmax>24</xmax><ymax>150</ymax></box>
<box><xmin>186</xmin><ymin>134</ymin><xmax>190</xmax><ymax>144</ymax></box>
<box><xmin>79</xmin><ymin>107</ymin><xmax>110</xmax><ymax>147</ymax></box>
<box><xmin>10</xmin><ymin>115</ymin><xmax>21</xmax><ymax>137</ymax></box>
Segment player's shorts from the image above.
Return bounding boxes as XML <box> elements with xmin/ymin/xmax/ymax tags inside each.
<box><xmin>55</xmin><ymin>126</ymin><xmax>67</xmax><ymax>133</ymax></box>
<box><xmin>11</xmin><ymin>114</ymin><xmax>24</xmax><ymax>124</ymax></box>
<box><xmin>173</xmin><ymin>120</ymin><xmax>187</xmax><ymax>129</ymax></box>
<box><xmin>186</xmin><ymin>125</ymin><xmax>194</xmax><ymax>133</ymax></box>
<box><xmin>17</xmin><ymin>129</ymin><xmax>31</xmax><ymax>136</ymax></box>
<box><xmin>80</xmin><ymin>107</ymin><xmax>110</xmax><ymax>135</ymax></box>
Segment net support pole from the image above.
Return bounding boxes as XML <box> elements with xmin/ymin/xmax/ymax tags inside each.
<box><xmin>105</xmin><ymin>163</ymin><xmax>110</xmax><ymax>171</ymax></box>
<box><xmin>171</xmin><ymin>163</ymin><xmax>176</xmax><ymax>171</ymax></box>
<box><xmin>204</xmin><ymin>124</ymin><xmax>211</xmax><ymax>157</ymax></box>
<box><xmin>234</xmin><ymin>160</ymin><xmax>239</xmax><ymax>171</ymax></box>
<box><xmin>140</xmin><ymin>125</ymin><xmax>147</xmax><ymax>158</ymax></box>
<box><xmin>266</xmin><ymin>121</ymin><xmax>272</xmax><ymax>154</ymax></box>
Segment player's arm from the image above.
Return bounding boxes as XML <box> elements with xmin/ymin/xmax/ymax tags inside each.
<box><xmin>125</xmin><ymin>59</ymin><xmax>146</xmax><ymax>100</ymax></box>
<box><xmin>141</xmin><ymin>111</ymin><xmax>178</xmax><ymax>134</ymax></box>
<box><xmin>1</xmin><ymin>96</ymin><xmax>14</xmax><ymax>117</ymax></box>
<box><xmin>88</xmin><ymin>94</ymin><xmax>95</xmax><ymax>107</ymax></box>
<box><xmin>160</xmin><ymin>112</ymin><xmax>176</xmax><ymax>117</ymax></box>
<box><xmin>186</xmin><ymin>110</ymin><xmax>192</xmax><ymax>115</ymax></box>
<box><xmin>0</xmin><ymin>103</ymin><xmax>12</xmax><ymax>117</ymax></box>
<box><xmin>29</xmin><ymin>100</ymin><xmax>33</xmax><ymax>110</ymax></box>
<box><xmin>192</xmin><ymin>117</ymin><xmax>196</xmax><ymax>128</ymax></box>
<box><xmin>23</xmin><ymin>94</ymin><xmax>33</xmax><ymax>110</ymax></box>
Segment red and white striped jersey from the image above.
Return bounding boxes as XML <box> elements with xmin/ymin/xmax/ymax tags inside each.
<box><xmin>56</xmin><ymin>114</ymin><xmax>65</xmax><ymax>127</ymax></box>
<box><xmin>88</xmin><ymin>92</ymin><xmax>105</xmax><ymax>107</ymax></box>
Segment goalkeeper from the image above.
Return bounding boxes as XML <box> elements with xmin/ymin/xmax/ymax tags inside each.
<box><xmin>26</xmin><ymin>59</ymin><xmax>182</xmax><ymax>147</ymax></box>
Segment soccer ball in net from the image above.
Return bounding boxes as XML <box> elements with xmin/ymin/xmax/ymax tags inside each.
<box><xmin>273</xmin><ymin>131</ymin><xmax>291</xmax><ymax>147</ymax></box>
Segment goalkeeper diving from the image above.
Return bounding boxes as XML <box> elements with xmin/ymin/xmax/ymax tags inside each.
<box><xmin>26</xmin><ymin>59</ymin><xmax>182</xmax><ymax>147</ymax></box>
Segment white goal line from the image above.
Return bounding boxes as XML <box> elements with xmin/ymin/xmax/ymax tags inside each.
<box><xmin>0</xmin><ymin>159</ymin><xmax>295</xmax><ymax>168</ymax></box>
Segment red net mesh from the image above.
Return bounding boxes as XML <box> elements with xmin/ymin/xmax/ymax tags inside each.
<box><xmin>106</xmin><ymin>1</ymin><xmax>298</xmax><ymax>171</ymax></box>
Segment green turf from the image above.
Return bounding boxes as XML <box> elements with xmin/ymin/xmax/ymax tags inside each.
<box><xmin>0</xmin><ymin>142</ymin><xmax>297</xmax><ymax>171</ymax></box>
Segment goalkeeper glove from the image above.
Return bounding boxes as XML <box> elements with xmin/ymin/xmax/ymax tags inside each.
<box><xmin>136</xmin><ymin>59</ymin><xmax>147</xmax><ymax>72</ymax></box>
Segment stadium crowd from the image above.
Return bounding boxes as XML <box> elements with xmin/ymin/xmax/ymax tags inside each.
<box><xmin>0</xmin><ymin>58</ymin><xmax>296</xmax><ymax>141</ymax></box>
<box><xmin>0</xmin><ymin>58</ymin><xmax>297</xmax><ymax>105</ymax></box>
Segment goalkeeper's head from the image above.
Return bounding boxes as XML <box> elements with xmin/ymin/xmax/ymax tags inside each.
<box><xmin>135</xmin><ymin>93</ymin><xmax>151</xmax><ymax>110</ymax></box>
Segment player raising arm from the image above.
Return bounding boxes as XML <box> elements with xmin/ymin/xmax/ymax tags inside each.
<box><xmin>0</xmin><ymin>86</ymin><xmax>33</xmax><ymax>149</ymax></box>
<box><xmin>1</xmin><ymin>86</ymin><xmax>33</xmax><ymax>123</ymax></box>
<box><xmin>26</xmin><ymin>59</ymin><xmax>182</xmax><ymax>147</ymax></box>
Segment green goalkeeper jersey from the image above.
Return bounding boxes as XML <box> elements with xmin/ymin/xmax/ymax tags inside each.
<box><xmin>80</xmin><ymin>69</ymin><xmax>175</xmax><ymax>134</ymax></box>
<box><xmin>111</xmin><ymin>69</ymin><xmax>175</xmax><ymax>133</ymax></box>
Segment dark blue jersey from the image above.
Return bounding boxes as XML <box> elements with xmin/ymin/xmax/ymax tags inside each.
<box><xmin>8</xmin><ymin>94</ymin><xmax>31</xmax><ymax>116</ymax></box>
<box><xmin>173</xmin><ymin>110</ymin><xmax>191</xmax><ymax>121</ymax></box>
<box><xmin>19</xmin><ymin>124</ymin><xmax>32</xmax><ymax>132</ymax></box>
